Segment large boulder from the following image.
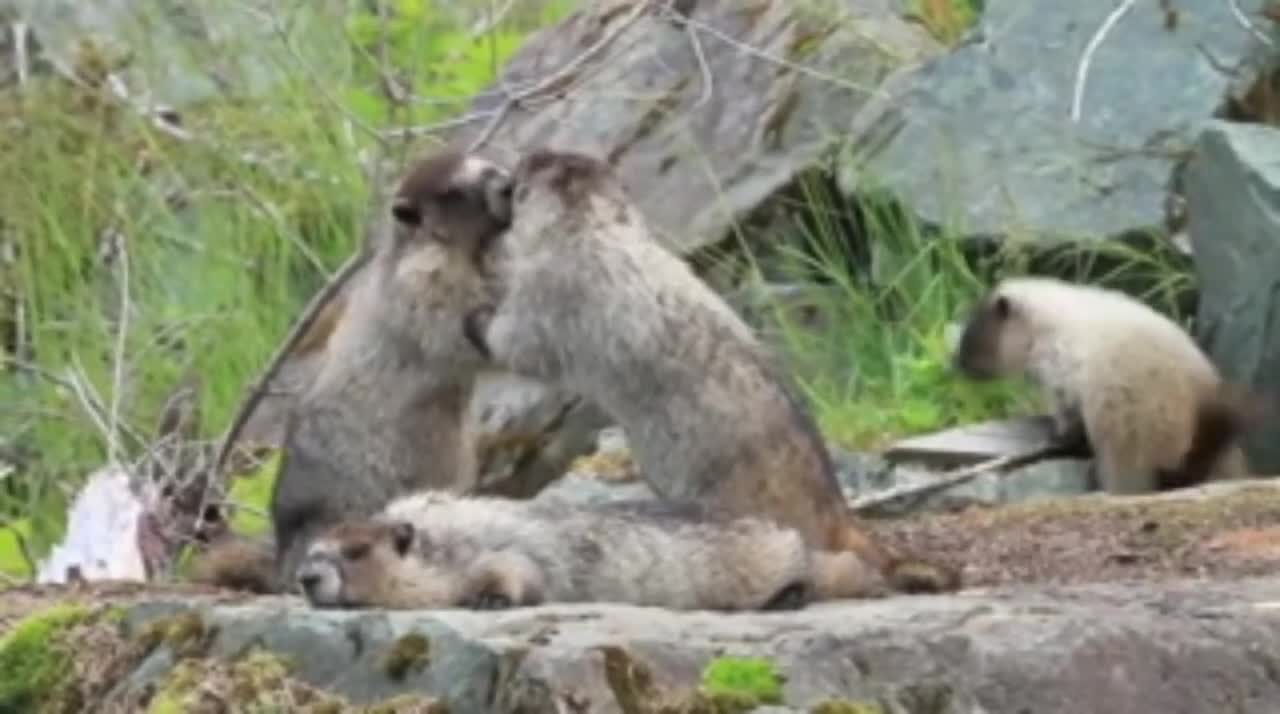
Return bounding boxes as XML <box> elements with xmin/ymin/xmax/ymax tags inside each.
<box><xmin>861</xmin><ymin>0</ymin><xmax>1270</xmax><ymax>243</ymax></box>
<box><xmin>1186</xmin><ymin>119</ymin><xmax>1280</xmax><ymax>473</ymax></box>
<box><xmin>446</xmin><ymin>0</ymin><xmax>943</xmax><ymax>254</ymax></box>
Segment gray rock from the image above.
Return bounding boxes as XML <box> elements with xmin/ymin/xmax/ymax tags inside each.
<box><xmin>862</xmin><ymin>0</ymin><xmax>1269</xmax><ymax>242</ymax></box>
<box><xmin>447</xmin><ymin>0</ymin><xmax>942</xmax><ymax>254</ymax></box>
<box><xmin>113</xmin><ymin>576</ymin><xmax>1280</xmax><ymax>713</ymax></box>
<box><xmin>1187</xmin><ymin>119</ymin><xmax>1280</xmax><ymax>473</ymax></box>
<box><xmin>11</xmin><ymin>0</ymin><xmax>349</xmax><ymax>107</ymax></box>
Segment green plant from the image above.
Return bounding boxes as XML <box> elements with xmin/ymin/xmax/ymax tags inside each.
<box><xmin>699</xmin><ymin>656</ymin><xmax>784</xmax><ymax>706</ymax></box>
<box><xmin>742</xmin><ymin>172</ymin><xmax>1036</xmax><ymax>450</ymax></box>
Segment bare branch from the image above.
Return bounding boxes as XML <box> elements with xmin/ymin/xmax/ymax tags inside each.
<box><xmin>107</xmin><ymin>233</ymin><xmax>131</xmax><ymax>466</ymax></box>
<box><xmin>468</xmin><ymin>0</ymin><xmax>653</xmax><ymax>152</ymax></box>
<box><xmin>850</xmin><ymin>442</ymin><xmax>1076</xmax><ymax>514</ymax></box>
<box><xmin>1071</xmin><ymin>0</ymin><xmax>1138</xmax><ymax>122</ymax></box>
<box><xmin>212</xmin><ymin>248</ymin><xmax>368</xmax><ymax>475</ymax></box>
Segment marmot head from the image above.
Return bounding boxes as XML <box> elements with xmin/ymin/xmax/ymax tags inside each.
<box><xmin>508</xmin><ymin>149</ymin><xmax>629</xmax><ymax>229</ymax></box>
<box><xmin>376</xmin><ymin>149</ymin><xmax>516</xmax><ymax>366</ymax></box>
<box><xmin>297</xmin><ymin>519</ymin><xmax>420</xmax><ymax>608</ymax></box>
<box><xmin>952</xmin><ymin>282</ymin><xmax>1036</xmax><ymax>380</ymax></box>
<box><xmin>391</xmin><ymin>149</ymin><xmax>514</xmax><ymax>258</ymax></box>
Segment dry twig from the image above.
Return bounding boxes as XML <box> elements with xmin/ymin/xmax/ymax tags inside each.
<box><xmin>467</xmin><ymin>0</ymin><xmax>653</xmax><ymax>152</ymax></box>
<box><xmin>851</xmin><ymin>442</ymin><xmax>1077</xmax><ymax>514</ymax></box>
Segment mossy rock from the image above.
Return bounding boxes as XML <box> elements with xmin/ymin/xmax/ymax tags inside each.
<box><xmin>143</xmin><ymin>647</ymin><xmax>448</xmax><ymax>713</ymax></box>
<box><xmin>0</xmin><ymin>603</ymin><xmax>134</xmax><ymax>714</ymax></box>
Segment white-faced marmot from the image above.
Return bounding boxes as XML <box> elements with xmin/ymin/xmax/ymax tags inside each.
<box><xmin>953</xmin><ymin>276</ymin><xmax>1264</xmax><ymax>494</ymax></box>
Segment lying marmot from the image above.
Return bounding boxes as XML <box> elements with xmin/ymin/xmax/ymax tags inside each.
<box><xmin>462</xmin><ymin>149</ymin><xmax>957</xmax><ymax>595</ymax></box>
<box><xmin>295</xmin><ymin>491</ymin><xmax>886</xmax><ymax>611</ymax></box>
<box><xmin>953</xmin><ymin>275</ymin><xmax>1264</xmax><ymax>494</ymax></box>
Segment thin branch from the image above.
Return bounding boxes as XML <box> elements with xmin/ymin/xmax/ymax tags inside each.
<box><xmin>665</xmin><ymin>8</ymin><xmax>886</xmax><ymax>98</ymax></box>
<box><xmin>1070</xmin><ymin>0</ymin><xmax>1138</xmax><ymax>123</ymax></box>
<box><xmin>468</xmin><ymin>0</ymin><xmax>653</xmax><ymax>152</ymax></box>
<box><xmin>684</xmin><ymin>15</ymin><xmax>715</xmax><ymax>110</ymax></box>
<box><xmin>850</xmin><ymin>442</ymin><xmax>1075</xmax><ymax>514</ymax></box>
<box><xmin>1228</xmin><ymin>0</ymin><xmax>1274</xmax><ymax>47</ymax></box>
<box><xmin>107</xmin><ymin>233</ymin><xmax>131</xmax><ymax>466</ymax></box>
<box><xmin>12</xmin><ymin>21</ymin><xmax>29</xmax><ymax>87</ymax></box>
<box><xmin>211</xmin><ymin>249</ymin><xmax>368</xmax><ymax>474</ymax></box>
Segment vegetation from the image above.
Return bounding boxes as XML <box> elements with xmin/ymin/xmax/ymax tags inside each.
<box><xmin>0</xmin><ymin>0</ymin><xmax>1197</xmax><ymax>578</ymax></box>
<box><xmin>698</xmin><ymin>656</ymin><xmax>784</xmax><ymax>706</ymax></box>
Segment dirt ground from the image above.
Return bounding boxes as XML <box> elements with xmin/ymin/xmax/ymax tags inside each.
<box><xmin>872</xmin><ymin>479</ymin><xmax>1280</xmax><ymax>588</ymax></box>
<box><xmin>4</xmin><ymin>480</ymin><xmax>1280</xmax><ymax>636</ymax></box>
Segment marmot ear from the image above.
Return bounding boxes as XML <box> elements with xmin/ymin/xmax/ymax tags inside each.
<box><xmin>391</xmin><ymin>197</ymin><xmax>422</xmax><ymax>227</ymax></box>
<box><xmin>993</xmin><ymin>295</ymin><xmax>1012</xmax><ymax>319</ymax></box>
<box><xmin>389</xmin><ymin>521</ymin><xmax>415</xmax><ymax>556</ymax></box>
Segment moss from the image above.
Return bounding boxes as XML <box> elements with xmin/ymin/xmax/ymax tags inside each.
<box><xmin>134</xmin><ymin>611</ymin><xmax>215</xmax><ymax>659</ymax></box>
<box><xmin>601</xmin><ymin>645</ymin><xmax>656</xmax><ymax>714</ymax></box>
<box><xmin>699</xmin><ymin>656</ymin><xmax>783</xmax><ymax>705</ymax></box>
<box><xmin>600</xmin><ymin>647</ymin><xmax>791</xmax><ymax>714</ymax></box>
<box><xmin>365</xmin><ymin>694</ymin><xmax>450</xmax><ymax>713</ymax></box>
<box><xmin>0</xmin><ymin>604</ymin><xmax>92</xmax><ymax>712</ymax></box>
<box><xmin>383</xmin><ymin>632</ymin><xmax>431</xmax><ymax>682</ymax></box>
<box><xmin>810</xmin><ymin>700</ymin><xmax>887</xmax><ymax>714</ymax></box>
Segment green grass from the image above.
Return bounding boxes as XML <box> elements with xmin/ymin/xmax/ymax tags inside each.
<box><xmin>728</xmin><ymin>165</ymin><xmax>1196</xmax><ymax>452</ymax></box>
<box><xmin>0</xmin><ymin>0</ymin><xmax>570</xmax><ymax>567</ymax></box>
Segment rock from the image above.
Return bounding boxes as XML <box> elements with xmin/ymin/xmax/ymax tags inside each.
<box><xmin>1186</xmin><ymin>119</ymin><xmax>1280</xmax><ymax>473</ymax></box>
<box><xmin>10</xmin><ymin>0</ymin><xmax>350</xmax><ymax>107</ymax></box>
<box><xmin>95</xmin><ymin>576</ymin><xmax>1280</xmax><ymax>713</ymax></box>
<box><xmin>862</xmin><ymin>0</ymin><xmax>1267</xmax><ymax>243</ymax></box>
<box><xmin>447</xmin><ymin>0</ymin><xmax>943</xmax><ymax>254</ymax></box>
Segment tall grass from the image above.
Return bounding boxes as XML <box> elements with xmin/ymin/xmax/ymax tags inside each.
<box><xmin>0</xmin><ymin>0</ymin><xmax>570</xmax><ymax>568</ymax></box>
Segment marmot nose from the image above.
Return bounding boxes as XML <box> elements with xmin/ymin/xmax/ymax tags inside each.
<box><xmin>297</xmin><ymin>571</ymin><xmax>321</xmax><ymax>594</ymax></box>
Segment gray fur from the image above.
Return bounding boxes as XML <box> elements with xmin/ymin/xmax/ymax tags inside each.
<box><xmin>297</xmin><ymin>491</ymin><xmax>829</xmax><ymax>611</ymax></box>
<box><xmin>269</xmin><ymin>151</ymin><xmax>513</xmax><ymax>589</ymax></box>
<box><xmin>461</xmin><ymin>150</ymin><xmax>962</xmax><ymax>594</ymax></box>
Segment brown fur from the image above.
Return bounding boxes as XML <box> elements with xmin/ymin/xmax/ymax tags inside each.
<box><xmin>953</xmin><ymin>276</ymin><xmax>1265</xmax><ymax>494</ymax></box>
<box><xmin>202</xmin><ymin>149</ymin><xmax>515</xmax><ymax>593</ymax></box>
<box><xmin>465</xmin><ymin>149</ymin><xmax>957</xmax><ymax>596</ymax></box>
<box><xmin>295</xmin><ymin>491</ymin><xmax>889</xmax><ymax>611</ymax></box>
<box><xmin>188</xmin><ymin>534</ymin><xmax>276</xmax><ymax>594</ymax></box>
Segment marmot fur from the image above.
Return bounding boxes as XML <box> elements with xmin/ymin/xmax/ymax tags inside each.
<box><xmin>465</xmin><ymin>149</ymin><xmax>958</xmax><ymax>595</ymax></box>
<box><xmin>194</xmin><ymin>149</ymin><xmax>514</xmax><ymax>593</ymax></box>
<box><xmin>953</xmin><ymin>276</ymin><xmax>1263</xmax><ymax>494</ymax></box>
<box><xmin>295</xmin><ymin>491</ymin><xmax>888</xmax><ymax>611</ymax></box>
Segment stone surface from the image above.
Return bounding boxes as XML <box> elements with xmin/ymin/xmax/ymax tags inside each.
<box><xmin>861</xmin><ymin>0</ymin><xmax>1268</xmax><ymax>242</ymax></box>
<box><xmin>1187</xmin><ymin>119</ymin><xmax>1280</xmax><ymax>473</ymax></box>
<box><xmin>10</xmin><ymin>0</ymin><xmax>349</xmax><ymax>107</ymax></box>
<box><xmin>447</xmin><ymin>0</ymin><xmax>942</xmax><ymax>254</ymax></box>
<box><xmin>107</xmin><ymin>576</ymin><xmax>1280</xmax><ymax>713</ymax></box>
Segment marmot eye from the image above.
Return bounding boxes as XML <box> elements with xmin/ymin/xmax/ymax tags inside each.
<box><xmin>341</xmin><ymin>542</ymin><xmax>370</xmax><ymax>560</ymax></box>
<box><xmin>391</xmin><ymin>200</ymin><xmax>422</xmax><ymax>227</ymax></box>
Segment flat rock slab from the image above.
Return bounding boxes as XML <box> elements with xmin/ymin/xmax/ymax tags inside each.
<box><xmin>883</xmin><ymin>413</ymin><xmax>1058</xmax><ymax>466</ymax></box>
<box><xmin>99</xmin><ymin>576</ymin><xmax>1280</xmax><ymax>713</ymax></box>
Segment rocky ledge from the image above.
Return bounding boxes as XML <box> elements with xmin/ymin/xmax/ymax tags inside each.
<box><xmin>4</xmin><ymin>572</ymin><xmax>1280</xmax><ymax>714</ymax></box>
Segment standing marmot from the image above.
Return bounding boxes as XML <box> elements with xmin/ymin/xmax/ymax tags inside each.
<box><xmin>953</xmin><ymin>276</ymin><xmax>1263</xmax><ymax>494</ymax></box>
<box><xmin>193</xmin><ymin>149</ymin><xmax>515</xmax><ymax>593</ymax></box>
<box><xmin>295</xmin><ymin>491</ymin><xmax>886</xmax><ymax>611</ymax></box>
<box><xmin>463</xmin><ymin>149</ymin><xmax>957</xmax><ymax>595</ymax></box>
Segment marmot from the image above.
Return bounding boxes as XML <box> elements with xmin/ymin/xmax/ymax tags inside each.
<box><xmin>194</xmin><ymin>149</ymin><xmax>515</xmax><ymax>593</ymax></box>
<box><xmin>463</xmin><ymin>149</ymin><xmax>958</xmax><ymax>595</ymax></box>
<box><xmin>295</xmin><ymin>491</ymin><xmax>887</xmax><ymax>611</ymax></box>
<box><xmin>952</xmin><ymin>275</ymin><xmax>1263</xmax><ymax>494</ymax></box>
